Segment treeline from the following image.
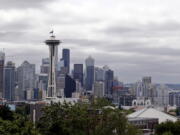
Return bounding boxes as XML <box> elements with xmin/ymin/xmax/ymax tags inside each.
<box><xmin>0</xmin><ymin>98</ymin><xmax>178</xmax><ymax>135</ymax></box>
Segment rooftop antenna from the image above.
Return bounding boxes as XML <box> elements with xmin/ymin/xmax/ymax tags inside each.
<box><xmin>49</xmin><ymin>29</ymin><xmax>55</xmax><ymax>38</ymax></box>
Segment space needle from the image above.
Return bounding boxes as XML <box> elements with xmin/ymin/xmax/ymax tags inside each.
<box><xmin>45</xmin><ymin>31</ymin><xmax>61</xmax><ymax>97</ymax></box>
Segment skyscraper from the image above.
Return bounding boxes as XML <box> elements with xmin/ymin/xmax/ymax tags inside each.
<box><xmin>142</xmin><ymin>76</ymin><xmax>152</xmax><ymax>98</ymax></box>
<box><xmin>62</xmin><ymin>49</ymin><xmax>70</xmax><ymax>74</ymax></box>
<box><xmin>4</xmin><ymin>61</ymin><xmax>15</xmax><ymax>101</ymax></box>
<box><xmin>56</xmin><ymin>74</ymin><xmax>65</xmax><ymax>98</ymax></box>
<box><xmin>93</xmin><ymin>81</ymin><xmax>104</xmax><ymax>98</ymax></box>
<box><xmin>95</xmin><ymin>67</ymin><xmax>105</xmax><ymax>81</ymax></box>
<box><xmin>85</xmin><ymin>56</ymin><xmax>95</xmax><ymax>91</ymax></box>
<box><xmin>40</xmin><ymin>58</ymin><xmax>49</xmax><ymax>74</ymax></box>
<box><xmin>45</xmin><ymin>33</ymin><xmax>61</xmax><ymax>97</ymax></box>
<box><xmin>64</xmin><ymin>75</ymin><xmax>76</xmax><ymax>98</ymax></box>
<box><xmin>104</xmin><ymin>69</ymin><xmax>114</xmax><ymax>95</ymax></box>
<box><xmin>37</xmin><ymin>74</ymin><xmax>48</xmax><ymax>92</ymax></box>
<box><xmin>17</xmin><ymin>61</ymin><xmax>35</xmax><ymax>100</ymax></box>
<box><xmin>73</xmin><ymin>64</ymin><xmax>83</xmax><ymax>86</ymax></box>
<box><xmin>0</xmin><ymin>51</ymin><xmax>5</xmax><ymax>98</ymax></box>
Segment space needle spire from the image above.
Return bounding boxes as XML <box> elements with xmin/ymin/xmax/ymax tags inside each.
<box><xmin>45</xmin><ymin>31</ymin><xmax>61</xmax><ymax>97</ymax></box>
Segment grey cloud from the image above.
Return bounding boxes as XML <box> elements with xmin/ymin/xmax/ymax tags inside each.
<box><xmin>103</xmin><ymin>21</ymin><xmax>180</xmax><ymax>37</ymax></box>
<box><xmin>0</xmin><ymin>31</ymin><xmax>41</xmax><ymax>44</ymax></box>
<box><xmin>0</xmin><ymin>0</ymin><xmax>55</xmax><ymax>9</ymax></box>
<box><xmin>46</xmin><ymin>14</ymin><xmax>100</xmax><ymax>25</ymax></box>
<box><xmin>1</xmin><ymin>0</ymin><xmax>180</xmax><ymax>83</ymax></box>
<box><xmin>63</xmin><ymin>38</ymin><xmax>104</xmax><ymax>46</ymax></box>
<box><xmin>64</xmin><ymin>37</ymin><xmax>180</xmax><ymax>58</ymax></box>
<box><xmin>100</xmin><ymin>42</ymin><xmax>180</xmax><ymax>57</ymax></box>
<box><xmin>0</xmin><ymin>21</ymin><xmax>31</xmax><ymax>31</ymax></box>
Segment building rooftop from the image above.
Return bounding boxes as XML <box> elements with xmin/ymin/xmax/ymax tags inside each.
<box><xmin>127</xmin><ymin>107</ymin><xmax>178</xmax><ymax>123</ymax></box>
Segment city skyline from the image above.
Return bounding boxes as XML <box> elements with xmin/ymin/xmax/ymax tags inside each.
<box><xmin>1</xmin><ymin>0</ymin><xmax>180</xmax><ymax>83</ymax></box>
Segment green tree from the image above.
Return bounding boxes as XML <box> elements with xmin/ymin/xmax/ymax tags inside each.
<box><xmin>0</xmin><ymin>105</ymin><xmax>41</xmax><ymax>135</ymax></box>
<box><xmin>38</xmin><ymin>100</ymin><xmax>140</xmax><ymax>135</ymax></box>
<box><xmin>0</xmin><ymin>105</ymin><xmax>13</xmax><ymax>120</ymax></box>
<box><xmin>162</xmin><ymin>132</ymin><xmax>173</xmax><ymax>135</ymax></box>
<box><xmin>155</xmin><ymin>121</ymin><xmax>180</xmax><ymax>135</ymax></box>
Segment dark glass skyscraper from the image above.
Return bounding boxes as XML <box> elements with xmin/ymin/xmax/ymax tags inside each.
<box><xmin>0</xmin><ymin>52</ymin><xmax>5</xmax><ymax>98</ymax></box>
<box><xmin>62</xmin><ymin>49</ymin><xmax>70</xmax><ymax>74</ymax></box>
<box><xmin>73</xmin><ymin>64</ymin><xmax>83</xmax><ymax>86</ymax></box>
<box><xmin>104</xmin><ymin>69</ymin><xmax>114</xmax><ymax>95</ymax></box>
<box><xmin>4</xmin><ymin>61</ymin><xmax>15</xmax><ymax>101</ymax></box>
<box><xmin>85</xmin><ymin>56</ymin><xmax>95</xmax><ymax>91</ymax></box>
<box><xmin>64</xmin><ymin>75</ymin><xmax>76</xmax><ymax>97</ymax></box>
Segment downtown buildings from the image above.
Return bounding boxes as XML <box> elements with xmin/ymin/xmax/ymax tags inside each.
<box><xmin>0</xmin><ymin>34</ymin><xmax>177</xmax><ymax>113</ymax></box>
<box><xmin>0</xmin><ymin>51</ymin><xmax>5</xmax><ymax>98</ymax></box>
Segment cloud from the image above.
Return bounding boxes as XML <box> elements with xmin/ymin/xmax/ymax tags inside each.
<box><xmin>102</xmin><ymin>21</ymin><xmax>180</xmax><ymax>38</ymax></box>
<box><xmin>1</xmin><ymin>0</ymin><xmax>180</xmax><ymax>83</ymax></box>
<box><xmin>0</xmin><ymin>0</ymin><xmax>54</xmax><ymax>9</ymax></box>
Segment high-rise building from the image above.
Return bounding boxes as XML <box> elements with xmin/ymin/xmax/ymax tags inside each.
<box><xmin>4</xmin><ymin>61</ymin><xmax>15</xmax><ymax>101</ymax></box>
<box><xmin>40</xmin><ymin>58</ymin><xmax>49</xmax><ymax>74</ymax></box>
<box><xmin>104</xmin><ymin>69</ymin><xmax>114</xmax><ymax>95</ymax></box>
<box><xmin>85</xmin><ymin>56</ymin><xmax>95</xmax><ymax>91</ymax></box>
<box><xmin>45</xmin><ymin>34</ymin><xmax>61</xmax><ymax>97</ymax></box>
<box><xmin>73</xmin><ymin>64</ymin><xmax>83</xmax><ymax>86</ymax></box>
<box><xmin>142</xmin><ymin>76</ymin><xmax>151</xmax><ymax>84</ymax></box>
<box><xmin>95</xmin><ymin>67</ymin><xmax>105</xmax><ymax>81</ymax></box>
<box><xmin>17</xmin><ymin>61</ymin><xmax>35</xmax><ymax>100</ymax></box>
<box><xmin>57</xmin><ymin>58</ymin><xmax>64</xmax><ymax>72</ymax></box>
<box><xmin>155</xmin><ymin>85</ymin><xmax>169</xmax><ymax>107</ymax></box>
<box><xmin>93</xmin><ymin>81</ymin><xmax>104</xmax><ymax>98</ymax></box>
<box><xmin>56</xmin><ymin>74</ymin><xmax>65</xmax><ymax>97</ymax></box>
<box><xmin>37</xmin><ymin>73</ymin><xmax>48</xmax><ymax>99</ymax></box>
<box><xmin>0</xmin><ymin>52</ymin><xmax>5</xmax><ymax>98</ymax></box>
<box><xmin>169</xmin><ymin>91</ymin><xmax>180</xmax><ymax>106</ymax></box>
<box><xmin>64</xmin><ymin>75</ymin><xmax>76</xmax><ymax>98</ymax></box>
<box><xmin>142</xmin><ymin>76</ymin><xmax>153</xmax><ymax>99</ymax></box>
<box><xmin>62</xmin><ymin>49</ymin><xmax>70</xmax><ymax>74</ymax></box>
<box><xmin>75</xmin><ymin>80</ymin><xmax>82</xmax><ymax>92</ymax></box>
<box><xmin>132</xmin><ymin>76</ymin><xmax>156</xmax><ymax>104</ymax></box>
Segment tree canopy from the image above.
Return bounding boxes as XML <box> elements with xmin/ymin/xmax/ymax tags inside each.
<box><xmin>0</xmin><ymin>105</ymin><xmax>39</xmax><ymax>135</ymax></box>
<box><xmin>0</xmin><ymin>98</ymin><xmax>141</xmax><ymax>135</ymax></box>
<box><xmin>155</xmin><ymin>121</ymin><xmax>180</xmax><ymax>135</ymax></box>
<box><xmin>37</xmin><ymin>98</ymin><xmax>141</xmax><ymax>135</ymax></box>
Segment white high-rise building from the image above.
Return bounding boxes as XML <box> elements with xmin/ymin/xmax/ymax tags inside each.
<box><xmin>133</xmin><ymin>77</ymin><xmax>156</xmax><ymax>104</ymax></box>
<box><xmin>93</xmin><ymin>81</ymin><xmax>105</xmax><ymax>98</ymax></box>
<box><xmin>17</xmin><ymin>61</ymin><xmax>35</xmax><ymax>100</ymax></box>
<box><xmin>56</xmin><ymin>74</ymin><xmax>65</xmax><ymax>98</ymax></box>
<box><xmin>155</xmin><ymin>85</ymin><xmax>170</xmax><ymax>107</ymax></box>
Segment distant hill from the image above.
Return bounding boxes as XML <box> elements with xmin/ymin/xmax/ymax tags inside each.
<box><xmin>156</xmin><ymin>84</ymin><xmax>180</xmax><ymax>90</ymax></box>
<box><xmin>125</xmin><ymin>83</ymin><xmax>180</xmax><ymax>90</ymax></box>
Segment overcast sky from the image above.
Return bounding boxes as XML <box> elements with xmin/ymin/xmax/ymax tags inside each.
<box><xmin>1</xmin><ymin>0</ymin><xmax>180</xmax><ymax>83</ymax></box>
